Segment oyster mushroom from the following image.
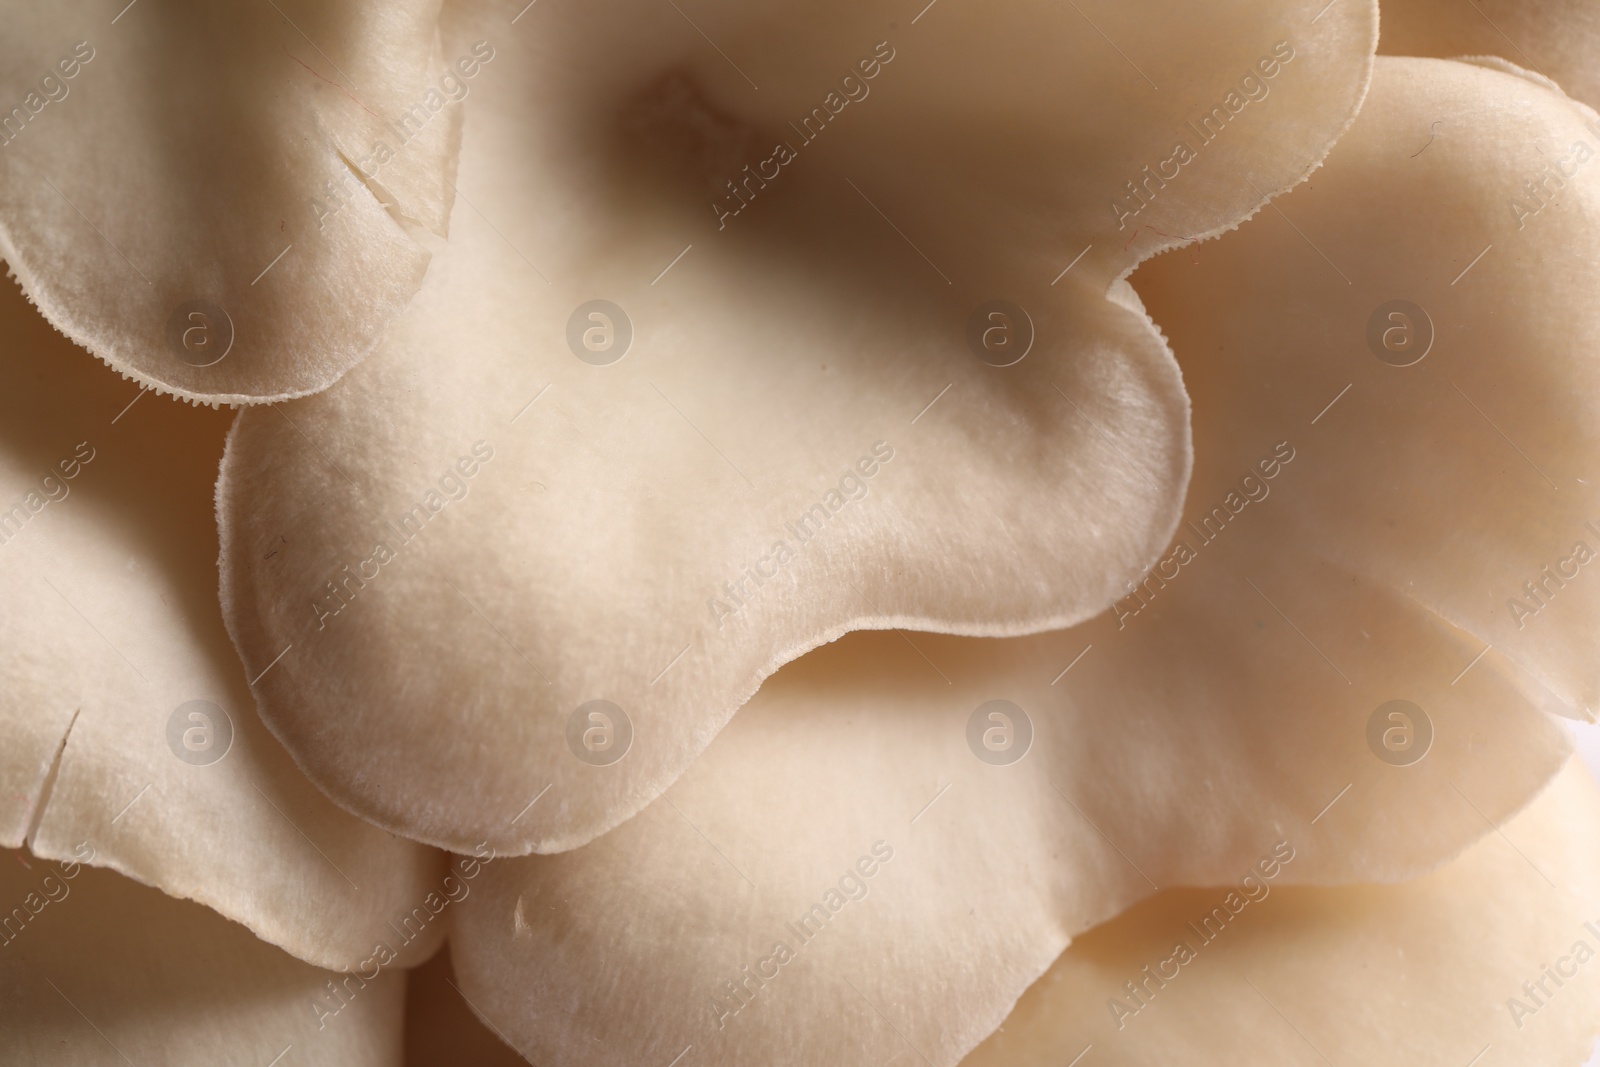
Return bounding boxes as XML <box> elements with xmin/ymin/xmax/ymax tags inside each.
<box><xmin>406</xmin><ymin>758</ymin><xmax>1600</xmax><ymax>1065</ymax></box>
<box><xmin>218</xmin><ymin>0</ymin><xmax>1380</xmax><ymax>855</ymax></box>
<box><xmin>440</xmin><ymin>52</ymin><xmax>1600</xmax><ymax>1067</ymax></box>
<box><xmin>0</xmin><ymin>846</ymin><xmax>407</xmax><ymax>1065</ymax></box>
<box><xmin>1132</xmin><ymin>54</ymin><xmax>1600</xmax><ymax>727</ymax></box>
<box><xmin>0</xmin><ymin>0</ymin><xmax>462</xmax><ymax>402</ymax></box>
<box><xmin>1381</xmin><ymin>0</ymin><xmax>1600</xmax><ymax>109</ymax></box>
<box><xmin>0</xmin><ymin>275</ymin><xmax>448</xmax><ymax>971</ymax></box>
<box><xmin>966</xmin><ymin>756</ymin><xmax>1600</xmax><ymax>1067</ymax></box>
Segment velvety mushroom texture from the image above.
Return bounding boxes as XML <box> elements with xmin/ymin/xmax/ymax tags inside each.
<box><xmin>0</xmin><ymin>847</ymin><xmax>406</xmax><ymax>1065</ymax></box>
<box><xmin>443</xmin><ymin>54</ymin><xmax>1599</xmax><ymax>1067</ymax></box>
<box><xmin>447</xmin><ymin>617</ymin><xmax>1566</xmax><ymax>1067</ymax></box>
<box><xmin>219</xmin><ymin>0</ymin><xmax>1378</xmax><ymax>855</ymax></box>
<box><xmin>0</xmin><ymin>274</ymin><xmax>447</xmax><ymax>971</ymax></box>
<box><xmin>427</xmin><ymin>759</ymin><xmax>1600</xmax><ymax>1066</ymax></box>
<box><xmin>965</xmin><ymin>757</ymin><xmax>1600</xmax><ymax>1066</ymax></box>
<box><xmin>1380</xmin><ymin>0</ymin><xmax>1600</xmax><ymax>109</ymax></box>
<box><xmin>1132</xmin><ymin>55</ymin><xmax>1600</xmax><ymax>726</ymax></box>
<box><xmin>0</xmin><ymin>0</ymin><xmax>461</xmax><ymax>403</ymax></box>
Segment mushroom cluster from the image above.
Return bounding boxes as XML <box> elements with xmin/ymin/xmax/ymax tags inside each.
<box><xmin>3</xmin><ymin>1</ymin><xmax>1600</xmax><ymax>1064</ymax></box>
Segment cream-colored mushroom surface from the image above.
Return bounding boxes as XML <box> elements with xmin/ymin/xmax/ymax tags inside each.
<box><xmin>218</xmin><ymin>0</ymin><xmax>1379</xmax><ymax>856</ymax></box>
<box><xmin>412</xmin><ymin>756</ymin><xmax>1600</xmax><ymax>1066</ymax></box>
<box><xmin>442</xmin><ymin>52</ymin><xmax>1599</xmax><ymax>1067</ymax></box>
<box><xmin>0</xmin><ymin>0</ymin><xmax>461</xmax><ymax>403</ymax></box>
<box><xmin>0</xmin><ymin>275</ymin><xmax>448</xmax><ymax>971</ymax></box>
<box><xmin>5</xmin><ymin>3</ymin><xmax>1598</xmax><ymax>1064</ymax></box>
<box><xmin>965</xmin><ymin>757</ymin><xmax>1600</xmax><ymax>1067</ymax></box>
<box><xmin>0</xmin><ymin>847</ymin><xmax>406</xmax><ymax>1066</ymax></box>
<box><xmin>1381</xmin><ymin>0</ymin><xmax>1600</xmax><ymax>109</ymax></box>
<box><xmin>1133</xmin><ymin>56</ymin><xmax>1600</xmax><ymax>727</ymax></box>
<box><xmin>446</xmin><ymin>621</ymin><xmax>1564</xmax><ymax>1067</ymax></box>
